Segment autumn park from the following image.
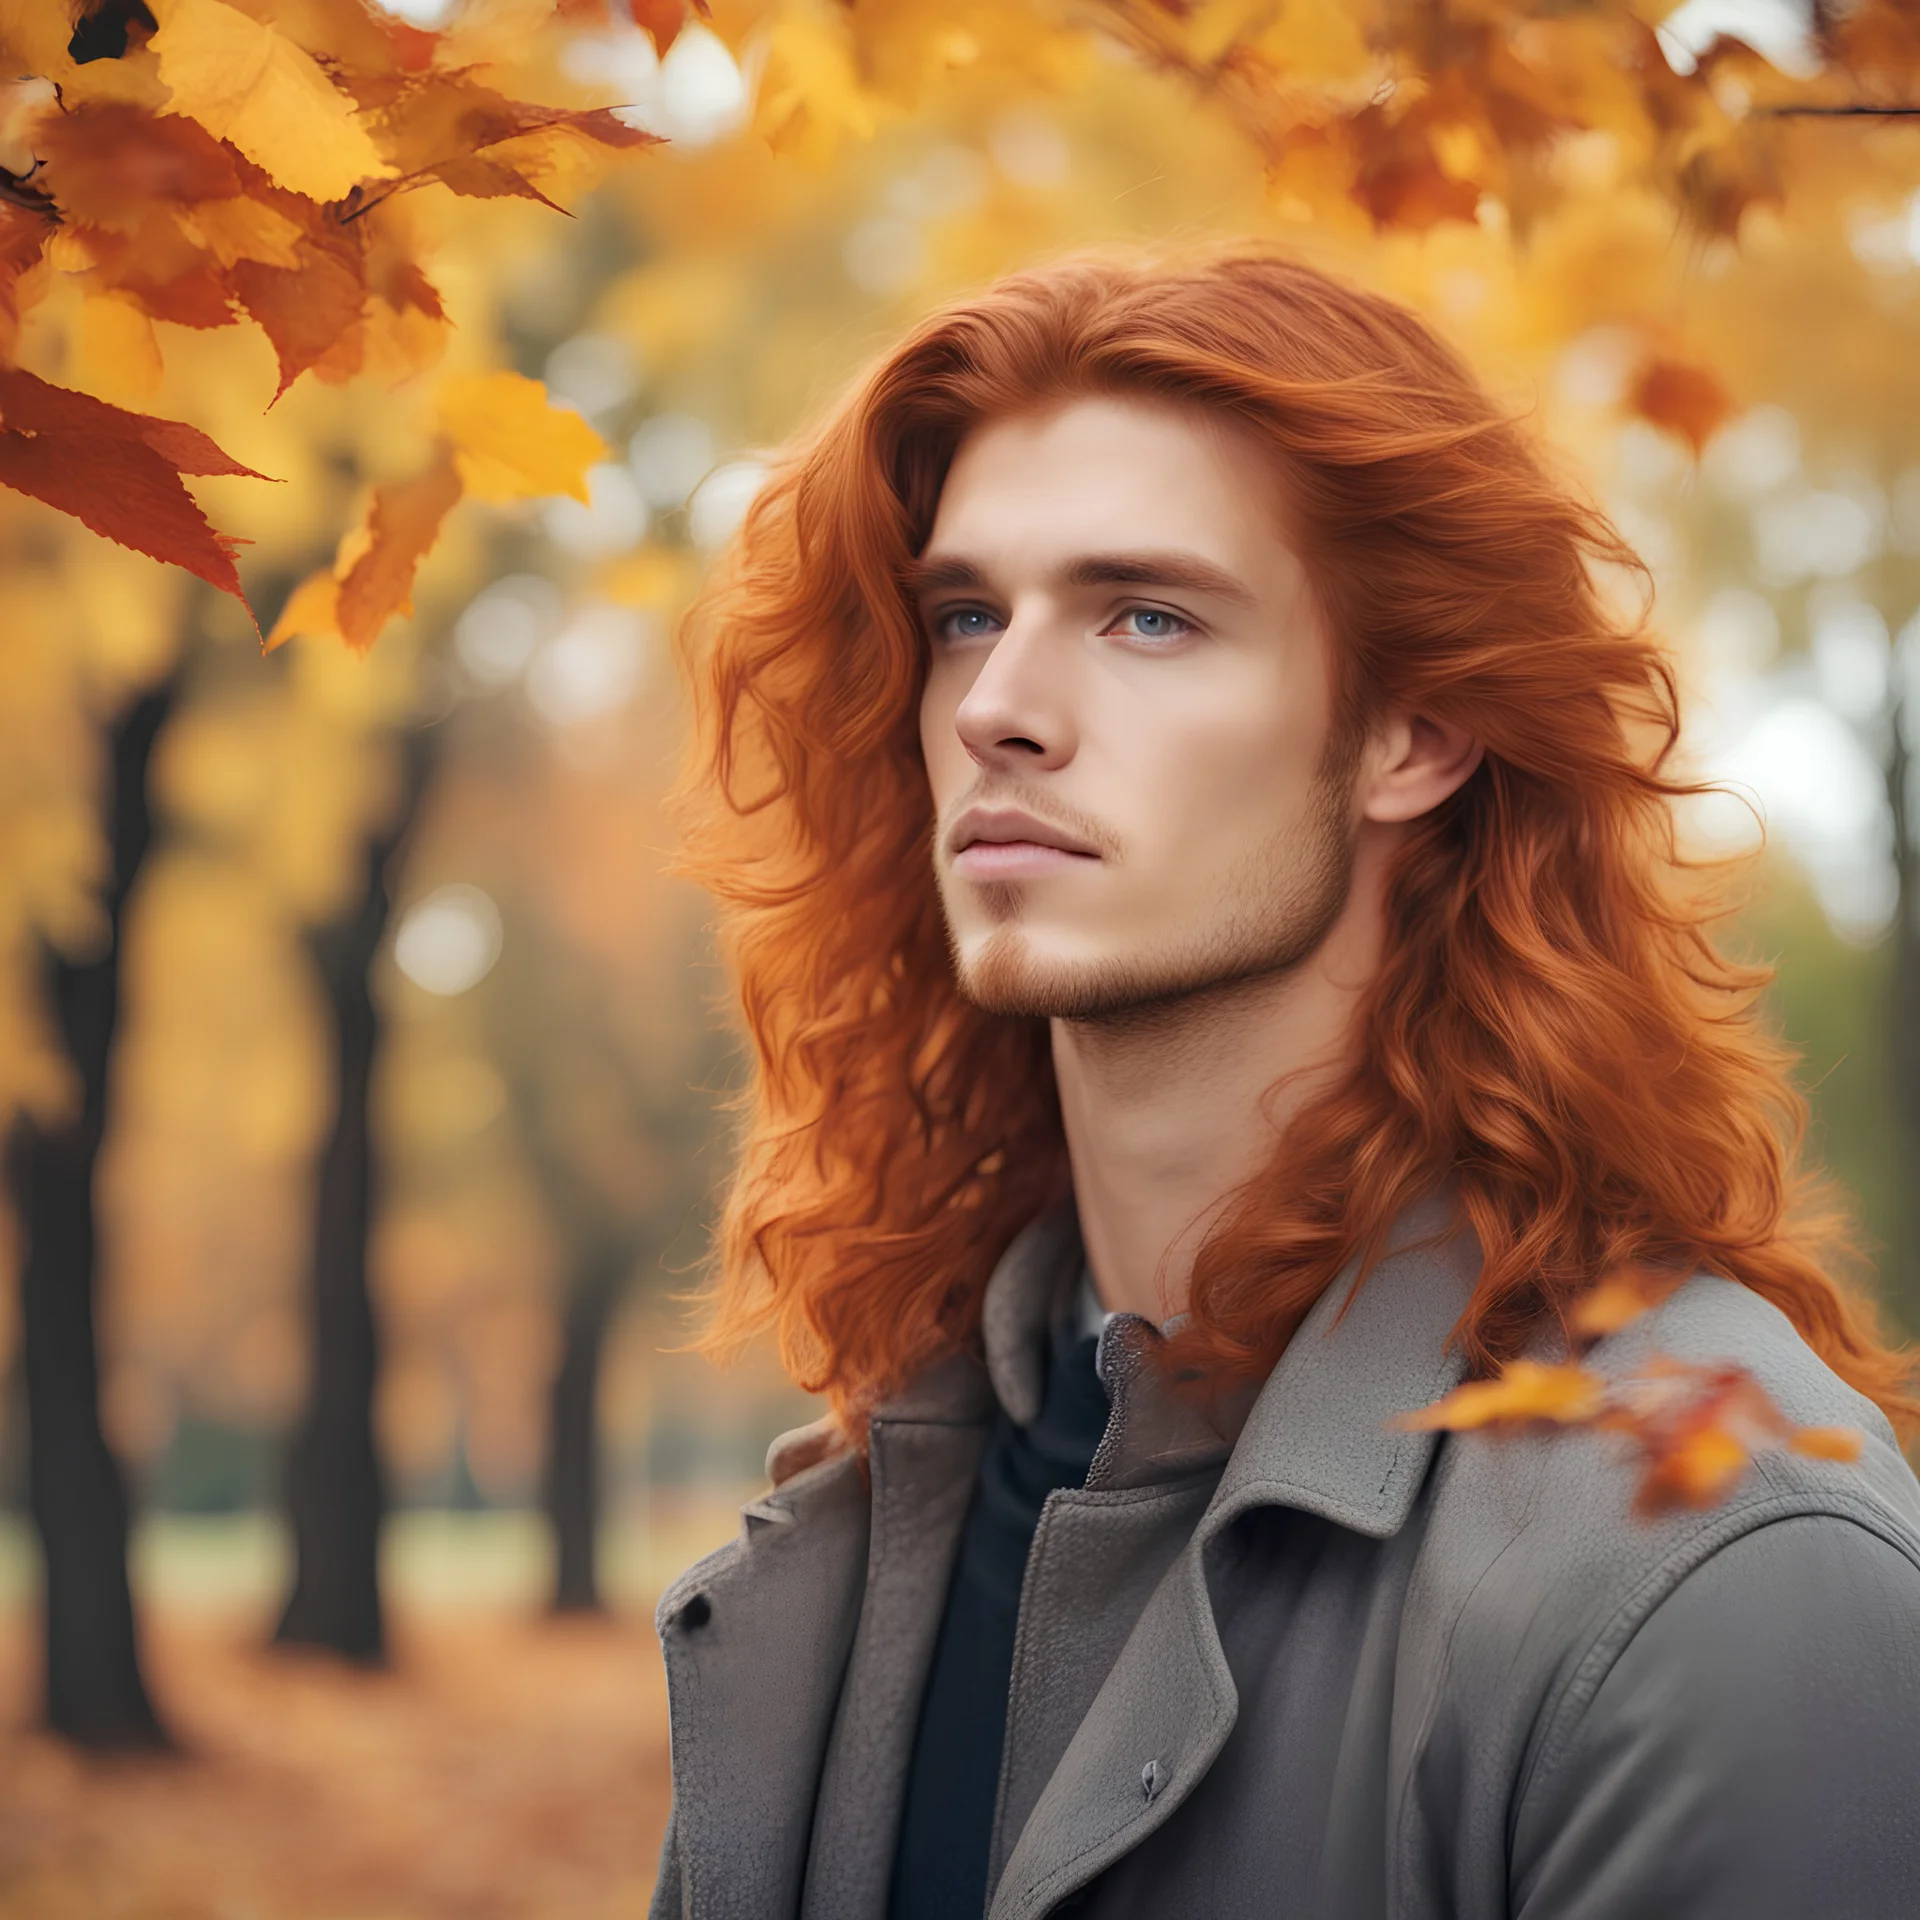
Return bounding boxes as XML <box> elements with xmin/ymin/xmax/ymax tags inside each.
<box><xmin>0</xmin><ymin>0</ymin><xmax>1918</xmax><ymax>1913</ymax></box>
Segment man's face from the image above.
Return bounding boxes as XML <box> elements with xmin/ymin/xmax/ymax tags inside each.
<box><xmin>914</xmin><ymin>393</ymin><xmax>1359</xmax><ymax>1020</ymax></box>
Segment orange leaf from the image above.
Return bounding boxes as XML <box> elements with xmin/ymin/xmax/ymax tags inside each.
<box><xmin>0</xmin><ymin>203</ymin><xmax>53</xmax><ymax>359</ymax></box>
<box><xmin>1633</xmin><ymin>1421</ymin><xmax>1751</xmax><ymax>1515</ymax></box>
<box><xmin>1395</xmin><ymin>1359</ymin><xmax>1605</xmax><ymax>1431</ymax></box>
<box><xmin>266</xmin><ymin>455</ymin><xmax>462</xmax><ymax>652</ymax></box>
<box><xmin>0</xmin><ymin>366</ymin><xmax>262</xmax><ymax>610</ymax></box>
<box><xmin>1628</xmin><ymin>357</ymin><xmax>1736</xmax><ymax>458</ymax></box>
<box><xmin>1568</xmin><ymin>1270</ymin><xmax>1669</xmax><ymax>1341</ymax></box>
<box><xmin>36</xmin><ymin>103</ymin><xmax>244</xmax><ymax>225</ymax></box>
<box><xmin>263</xmin><ymin>568</ymin><xmax>340</xmax><ymax>653</ymax></box>
<box><xmin>1789</xmin><ymin>1425</ymin><xmax>1864</xmax><ymax>1463</ymax></box>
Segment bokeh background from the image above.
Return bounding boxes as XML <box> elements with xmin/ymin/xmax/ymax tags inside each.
<box><xmin>3</xmin><ymin>0</ymin><xmax>1919</xmax><ymax>1912</ymax></box>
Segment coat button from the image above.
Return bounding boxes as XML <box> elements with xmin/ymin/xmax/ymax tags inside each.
<box><xmin>1140</xmin><ymin>1759</ymin><xmax>1165</xmax><ymax>1802</ymax></box>
<box><xmin>677</xmin><ymin>1593</ymin><xmax>712</xmax><ymax>1629</ymax></box>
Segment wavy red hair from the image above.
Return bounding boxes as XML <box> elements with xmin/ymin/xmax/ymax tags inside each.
<box><xmin>668</xmin><ymin>242</ymin><xmax>1914</xmax><ymax>1435</ymax></box>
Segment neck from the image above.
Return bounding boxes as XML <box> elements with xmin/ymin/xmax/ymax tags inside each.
<box><xmin>1053</xmin><ymin>862</ymin><xmax>1386</xmax><ymax>1324</ymax></box>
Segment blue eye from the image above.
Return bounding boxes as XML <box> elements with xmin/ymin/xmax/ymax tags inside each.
<box><xmin>936</xmin><ymin>607</ymin><xmax>1000</xmax><ymax>641</ymax></box>
<box><xmin>1111</xmin><ymin>607</ymin><xmax>1192</xmax><ymax>642</ymax></box>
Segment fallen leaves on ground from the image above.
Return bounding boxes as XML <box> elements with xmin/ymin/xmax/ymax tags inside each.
<box><xmin>0</xmin><ymin>1600</ymin><xmax>672</xmax><ymax>1920</ymax></box>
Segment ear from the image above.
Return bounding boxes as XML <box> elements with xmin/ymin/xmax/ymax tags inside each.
<box><xmin>1356</xmin><ymin>711</ymin><xmax>1484</xmax><ymax>825</ymax></box>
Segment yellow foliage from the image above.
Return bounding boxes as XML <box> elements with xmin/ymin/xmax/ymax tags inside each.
<box><xmin>148</xmin><ymin>0</ymin><xmax>389</xmax><ymax>202</ymax></box>
<box><xmin>439</xmin><ymin>370</ymin><xmax>604</xmax><ymax>504</ymax></box>
<box><xmin>76</xmin><ymin>295</ymin><xmax>164</xmax><ymax>407</ymax></box>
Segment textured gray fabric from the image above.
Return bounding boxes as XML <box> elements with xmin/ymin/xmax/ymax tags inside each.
<box><xmin>800</xmin><ymin>1413</ymin><xmax>990</xmax><ymax>1919</ymax></box>
<box><xmin>650</xmin><ymin>1193</ymin><xmax>1920</xmax><ymax>1920</ymax></box>
<box><xmin>1510</xmin><ymin>1515</ymin><xmax>1920</xmax><ymax>1917</ymax></box>
<box><xmin>986</xmin><ymin>1471</ymin><xmax>1222</xmax><ymax>1897</ymax></box>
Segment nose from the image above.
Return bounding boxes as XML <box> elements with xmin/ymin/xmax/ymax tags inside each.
<box><xmin>951</xmin><ymin>613</ymin><xmax>1076</xmax><ymax>773</ymax></box>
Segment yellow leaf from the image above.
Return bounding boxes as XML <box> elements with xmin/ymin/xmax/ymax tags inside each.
<box><xmin>77</xmin><ymin>294</ymin><xmax>163</xmax><ymax>405</ymax></box>
<box><xmin>1568</xmin><ymin>1270</ymin><xmax>1665</xmax><ymax>1340</ymax></box>
<box><xmin>264</xmin><ymin>570</ymin><xmax>342</xmax><ymax>653</ymax></box>
<box><xmin>439</xmin><ymin>370</ymin><xmax>604</xmax><ymax>504</ymax></box>
<box><xmin>179</xmin><ymin>195</ymin><xmax>307</xmax><ymax>270</ymax></box>
<box><xmin>149</xmin><ymin>0</ymin><xmax>387</xmax><ymax>202</ymax></box>
<box><xmin>1394</xmin><ymin>1359</ymin><xmax>1605</xmax><ymax>1431</ymax></box>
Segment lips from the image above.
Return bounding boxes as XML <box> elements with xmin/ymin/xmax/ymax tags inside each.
<box><xmin>949</xmin><ymin>807</ymin><xmax>1097</xmax><ymax>860</ymax></box>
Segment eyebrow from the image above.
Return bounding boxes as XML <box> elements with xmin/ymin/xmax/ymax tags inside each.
<box><xmin>902</xmin><ymin>549</ymin><xmax>1259</xmax><ymax>610</ymax></box>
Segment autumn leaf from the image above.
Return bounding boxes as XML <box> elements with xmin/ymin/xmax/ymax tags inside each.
<box><xmin>0</xmin><ymin>366</ymin><xmax>264</xmax><ymax>607</ymax></box>
<box><xmin>149</xmin><ymin>0</ymin><xmax>388</xmax><ymax>203</ymax></box>
<box><xmin>1400</xmin><ymin>1344</ymin><xmax>1866</xmax><ymax>1519</ymax></box>
<box><xmin>266</xmin><ymin>452</ymin><xmax>462</xmax><ymax>654</ymax></box>
<box><xmin>440</xmin><ymin>370</ymin><xmax>603</xmax><ymax>503</ymax></box>
<box><xmin>1394</xmin><ymin>1358</ymin><xmax>1606</xmax><ymax>1431</ymax></box>
<box><xmin>1629</xmin><ymin>355</ymin><xmax>1737</xmax><ymax>458</ymax></box>
<box><xmin>344</xmin><ymin>70</ymin><xmax>658</xmax><ymax>216</ymax></box>
<box><xmin>1567</xmin><ymin>1269</ymin><xmax>1672</xmax><ymax>1341</ymax></box>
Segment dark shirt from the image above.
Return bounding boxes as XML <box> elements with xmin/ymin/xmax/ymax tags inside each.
<box><xmin>887</xmin><ymin>1315</ymin><xmax>1112</xmax><ymax>1920</ymax></box>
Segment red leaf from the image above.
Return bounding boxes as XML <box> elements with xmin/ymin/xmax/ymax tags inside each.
<box><xmin>36</xmin><ymin>105</ymin><xmax>243</xmax><ymax>223</ymax></box>
<box><xmin>0</xmin><ymin>367</ymin><xmax>262</xmax><ymax>610</ymax></box>
<box><xmin>230</xmin><ymin>248</ymin><xmax>369</xmax><ymax>396</ymax></box>
<box><xmin>0</xmin><ymin>202</ymin><xmax>53</xmax><ymax>358</ymax></box>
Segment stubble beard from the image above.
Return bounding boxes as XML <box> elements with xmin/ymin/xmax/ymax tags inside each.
<box><xmin>943</xmin><ymin>747</ymin><xmax>1361</xmax><ymax>1024</ymax></box>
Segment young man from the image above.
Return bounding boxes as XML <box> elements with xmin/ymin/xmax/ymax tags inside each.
<box><xmin>650</xmin><ymin>247</ymin><xmax>1920</xmax><ymax>1919</ymax></box>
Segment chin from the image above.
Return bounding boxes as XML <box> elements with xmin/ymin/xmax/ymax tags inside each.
<box><xmin>954</xmin><ymin>927</ymin><xmax>1235</xmax><ymax>1022</ymax></box>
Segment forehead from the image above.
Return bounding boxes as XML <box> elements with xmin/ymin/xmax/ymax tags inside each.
<box><xmin>924</xmin><ymin>392</ymin><xmax>1297</xmax><ymax>574</ymax></box>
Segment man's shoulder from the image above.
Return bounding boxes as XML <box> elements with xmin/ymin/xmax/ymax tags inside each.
<box><xmin>1409</xmin><ymin>1271</ymin><xmax>1920</xmax><ymax>1700</ymax></box>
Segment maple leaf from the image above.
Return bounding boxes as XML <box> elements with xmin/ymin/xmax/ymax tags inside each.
<box><xmin>35</xmin><ymin>101</ymin><xmax>245</xmax><ymax>222</ymax></box>
<box><xmin>0</xmin><ymin>366</ymin><xmax>264</xmax><ymax>609</ymax></box>
<box><xmin>439</xmin><ymin>370</ymin><xmax>603</xmax><ymax>503</ymax></box>
<box><xmin>148</xmin><ymin>0</ymin><xmax>388</xmax><ymax>203</ymax></box>
<box><xmin>343</xmin><ymin>70</ymin><xmax>658</xmax><ymax>218</ymax></box>
<box><xmin>267</xmin><ymin>451</ymin><xmax>463</xmax><ymax>654</ymax></box>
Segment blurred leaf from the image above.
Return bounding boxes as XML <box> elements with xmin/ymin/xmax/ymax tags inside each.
<box><xmin>440</xmin><ymin>369</ymin><xmax>603</xmax><ymax>504</ymax></box>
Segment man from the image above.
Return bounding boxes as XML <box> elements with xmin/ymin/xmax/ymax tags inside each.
<box><xmin>650</xmin><ymin>246</ymin><xmax>1920</xmax><ymax>1919</ymax></box>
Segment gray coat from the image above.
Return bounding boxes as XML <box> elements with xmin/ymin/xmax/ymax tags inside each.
<box><xmin>650</xmin><ymin>1195</ymin><xmax>1920</xmax><ymax>1919</ymax></box>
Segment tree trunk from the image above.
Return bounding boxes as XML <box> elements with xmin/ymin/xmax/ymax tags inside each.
<box><xmin>8</xmin><ymin>681</ymin><xmax>175</xmax><ymax>1749</ymax></box>
<box><xmin>274</xmin><ymin>729</ymin><xmax>436</xmax><ymax>1663</ymax></box>
<box><xmin>543</xmin><ymin>1245</ymin><xmax>627</xmax><ymax>1614</ymax></box>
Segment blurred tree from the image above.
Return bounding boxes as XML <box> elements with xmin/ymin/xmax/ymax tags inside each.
<box><xmin>7</xmin><ymin>671</ymin><xmax>175</xmax><ymax>1747</ymax></box>
<box><xmin>276</xmin><ymin>722</ymin><xmax>438</xmax><ymax>1661</ymax></box>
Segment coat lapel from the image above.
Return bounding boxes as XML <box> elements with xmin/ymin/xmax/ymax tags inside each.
<box><xmin>988</xmin><ymin>1192</ymin><xmax>1480</xmax><ymax>1920</ymax></box>
<box><xmin>655</xmin><ymin>1451</ymin><xmax>872</xmax><ymax>1920</ymax></box>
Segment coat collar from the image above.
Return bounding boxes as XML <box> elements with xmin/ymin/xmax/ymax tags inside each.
<box><xmin>986</xmin><ymin>1190</ymin><xmax>1482</xmax><ymax>1920</ymax></box>
<box><xmin>965</xmin><ymin>1184</ymin><xmax>1481</xmax><ymax>1528</ymax></box>
<box><xmin>1205</xmin><ymin>1186</ymin><xmax>1481</xmax><ymax>1537</ymax></box>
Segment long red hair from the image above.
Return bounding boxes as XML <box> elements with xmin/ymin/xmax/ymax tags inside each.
<box><xmin>668</xmin><ymin>242</ymin><xmax>1913</xmax><ymax>1434</ymax></box>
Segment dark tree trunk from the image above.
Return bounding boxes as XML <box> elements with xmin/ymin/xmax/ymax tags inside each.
<box><xmin>543</xmin><ymin>1245</ymin><xmax>627</xmax><ymax>1614</ymax></box>
<box><xmin>8</xmin><ymin>681</ymin><xmax>175</xmax><ymax>1749</ymax></box>
<box><xmin>274</xmin><ymin>730</ymin><xmax>436</xmax><ymax>1663</ymax></box>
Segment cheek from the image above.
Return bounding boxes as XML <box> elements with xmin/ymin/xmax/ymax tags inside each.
<box><xmin>1111</xmin><ymin>674</ymin><xmax>1326</xmax><ymax>859</ymax></box>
